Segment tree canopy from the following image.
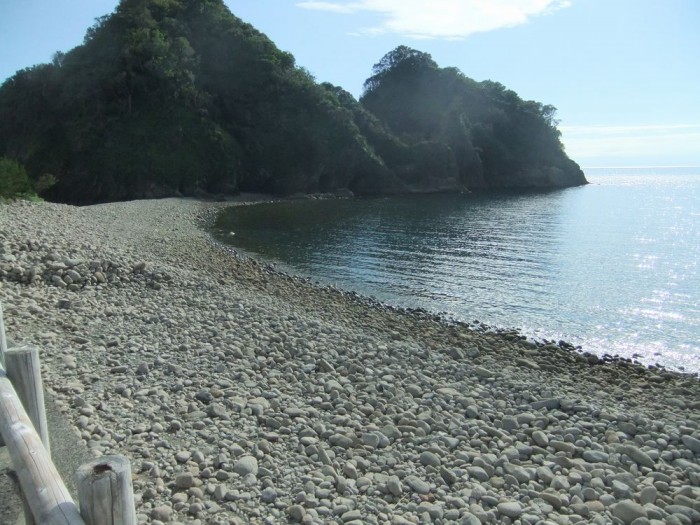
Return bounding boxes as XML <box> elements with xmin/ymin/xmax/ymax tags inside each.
<box><xmin>361</xmin><ymin>48</ymin><xmax>586</xmax><ymax>189</ymax></box>
<box><xmin>0</xmin><ymin>2</ymin><xmax>585</xmax><ymax>204</ymax></box>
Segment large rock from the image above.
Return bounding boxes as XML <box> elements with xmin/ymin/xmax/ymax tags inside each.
<box><xmin>405</xmin><ymin>475</ymin><xmax>431</xmax><ymax>494</ymax></box>
<box><xmin>497</xmin><ymin>501</ymin><xmax>523</xmax><ymax>519</ymax></box>
<box><xmin>611</xmin><ymin>500</ymin><xmax>646</xmax><ymax>524</ymax></box>
<box><xmin>419</xmin><ymin>451</ymin><xmax>441</xmax><ymax>467</ymax></box>
<box><xmin>681</xmin><ymin>434</ymin><xmax>700</xmax><ymax>454</ymax></box>
<box><xmin>623</xmin><ymin>445</ymin><xmax>655</xmax><ymax>468</ymax></box>
<box><xmin>233</xmin><ymin>456</ymin><xmax>258</xmax><ymax>477</ymax></box>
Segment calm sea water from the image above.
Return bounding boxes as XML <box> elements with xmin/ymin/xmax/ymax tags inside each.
<box><xmin>213</xmin><ymin>167</ymin><xmax>700</xmax><ymax>374</ymax></box>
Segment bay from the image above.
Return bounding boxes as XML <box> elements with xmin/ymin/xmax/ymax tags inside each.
<box><xmin>213</xmin><ymin>167</ymin><xmax>700</xmax><ymax>374</ymax></box>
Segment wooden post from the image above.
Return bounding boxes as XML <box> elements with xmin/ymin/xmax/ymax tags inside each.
<box><xmin>0</xmin><ymin>300</ymin><xmax>7</xmax><ymax>370</ymax></box>
<box><xmin>5</xmin><ymin>346</ymin><xmax>50</xmax><ymax>456</ymax></box>
<box><xmin>0</xmin><ymin>363</ymin><xmax>85</xmax><ymax>524</ymax></box>
<box><xmin>0</xmin><ymin>301</ymin><xmax>5</xmax><ymax>448</ymax></box>
<box><xmin>76</xmin><ymin>455</ymin><xmax>137</xmax><ymax>525</ymax></box>
<box><xmin>5</xmin><ymin>346</ymin><xmax>54</xmax><ymax>525</ymax></box>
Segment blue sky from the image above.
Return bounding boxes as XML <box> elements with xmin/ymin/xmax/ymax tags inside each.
<box><xmin>1</xmin><ymin>0</ymin><xmax>698</xmax><ymax>167</ymax></box>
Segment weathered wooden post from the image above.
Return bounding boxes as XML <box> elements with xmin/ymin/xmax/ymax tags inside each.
<box><xmin>5</xmin><ymin>345</ymin><xmax>52</xmax><ymax>525</ymax></box>
<box><xmin>0</xmin><ymin>361</ymin><xmax>85</xmax><ymax>524</ymax></box>
<box><xmin>76</xmin><ymin>455</ymin><xmax>137</xmax><ymax>525</ymax></box>
<box><xmin>0</xmin><ymin>300</ymin><xmax>7</xmax><ymax>370</ymax></box>
<box><xmin>0</xmin><ymin>301</ymin><xmax>5</xmax><ymax>448</ymax></box>
<box><xmin>5</xmin><ymin>346</ymin><xmax>50</xmax><ymax>456</ymax></box>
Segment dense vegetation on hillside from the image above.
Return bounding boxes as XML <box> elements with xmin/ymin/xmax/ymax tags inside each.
<box><xmin>361</xmin><ymin>46</ymin><xmax>586</xmax><ymax>190</ymax></box>
<box><xmin>0</xmin><ymin>0</ymin><xmax>586</xmax><ymax>204</ymax></box>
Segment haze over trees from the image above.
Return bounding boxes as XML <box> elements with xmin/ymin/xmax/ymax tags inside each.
<box><xmin>0</xmin><ymin>0</ymin><xmax>586</xmax><ymax>204</ymax></box>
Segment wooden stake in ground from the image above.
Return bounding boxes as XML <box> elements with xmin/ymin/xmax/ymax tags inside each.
<box><xmin>76</xmin><ymin>455</ymin><xmax>137</xmax><ymax>525</ymax></box>
<box><xmin>5</xmin><ymin>346</ymin><xmax>50</xmax><ymax>456</ymax></box>
<box><xmin>0</xmin><ymin>300</ymin><xmax>5</xmax><ymax>448</ymax></box>
<box><xmin>0</xmin><ymin>300</ymin><xmax>7</xmax><ymax>369</ymax></box>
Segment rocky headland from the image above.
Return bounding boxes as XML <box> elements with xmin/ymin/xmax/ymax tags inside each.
<box><xmin>0</xmin><ymin>198</ymin><xmax>698</xmax><ymax>525</ymax></box>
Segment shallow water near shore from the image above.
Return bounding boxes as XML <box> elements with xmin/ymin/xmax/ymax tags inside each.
<box><xmin>214</xmin><ymin>167</ymin><xmax>700</xmax><ymax>374</ymax></box>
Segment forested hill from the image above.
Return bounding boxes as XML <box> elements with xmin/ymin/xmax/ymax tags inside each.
<box><xmin>0</xmin><ymin>0</ymin><xmax>587</xmax><ymax>204</ymax></box>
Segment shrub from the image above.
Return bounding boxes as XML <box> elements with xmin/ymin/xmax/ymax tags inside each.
<box><xmin>35</xmin><ymin>173</ymin><xmax>58</xmax><ymax>194</ymax></box>
<box><xmin>0</xmin><ymin>157</ymin><xmax>35</xmax><ymax>198</ymax></box>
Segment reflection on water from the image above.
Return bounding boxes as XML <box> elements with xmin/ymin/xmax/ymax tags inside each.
<box><xmin>214</xmin><ymin>168</ymin><xmax>700</xmax><ymax>374</ymax></box>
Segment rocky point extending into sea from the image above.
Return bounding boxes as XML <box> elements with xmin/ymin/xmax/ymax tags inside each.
<box><xmin>0</xmin><ymin>198</ymin><xmax>698</xmax><ymax>525</ymax></box>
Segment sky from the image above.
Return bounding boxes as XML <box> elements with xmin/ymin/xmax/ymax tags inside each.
<box><xmin>1</xmin><ymin>0</ymin><xmax>698</xmax><ymax>167</ymax></box>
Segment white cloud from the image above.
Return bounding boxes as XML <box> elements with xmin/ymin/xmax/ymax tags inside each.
<box><xmin>559</xmin><ymin>124</ymin><xmax>700</xmax><ymax>165</ymax></box>
<box><xmin>296</xmin><ymin>0</ymin><xmax>572</xmax><ymax>39</ymax></box>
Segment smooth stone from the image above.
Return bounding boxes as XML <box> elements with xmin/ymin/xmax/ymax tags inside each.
<box><xmin>467</xmin><ymin>466</ymin><xmax>489</xmax><ymax>482</ymax></box>
<box><xmin>381</xmin><ymin>424</ymin><xmax>401</xmax><ymax>441</ymax></box>
<box><xmin>175</xmin><ymin>473</ymin><xmax>195</xmax><ymax>489</ymax></box>
<box><xmin>612</xmin><ymin>480</ymin><xmax>633</xmax><ymax>499</ymax></box>
<box><xmin>681</xmin><ymin>435</ymin><xmax>700</xmax><ymax>454</ymax></box>
<box><xmin>341</xmin><ymin>510</ymin><xmax>362</xmax><ymax>522</ymax></box>
<box><xmin>639</xmin><ymin>486</ymin><xmax>657</xmax><ymax>505</ymax></box>
<box><xmin>288</xmin><ymin>505</ymin><xmax>306</xmax><ymax>522</ymax></box>
<box><xmin>175</xmin><ymin>451</ymin><xmax>191</xmax><ymax>463</ymax></box>
<box><xmin>582</xmin><ymin>450</ymin><xmax>609</xmax><ymax>463</ymax></box>
<box><xmin>531</xmin><ymin>398</ymin><xmax>560</xmax><ymax>410</ymax></box>
<box><xmin>624</xmin><ymin>445</ymin><xmax>655</xmax><ymax>468</ymax></box>
<box><xmin>405</xmin><ymin>475</ymin><xmax>431</xmax><ymax>494</ymax></box>
<box><xmin>330</xmin><ymin>434</ymin><xmax>354</xmax><ymax>448</ymax></box>
<box><xmin>612</xmin><ymin>500</ymin><xmax>647</xmax><ymax>524</ymax></box>
<box><xmin>440</xmin><ymin>467</ymin><xmax>457</xmax><ymax>486</ymax></box>
<box><xmin>207</xmin><ymin>402</ymin><xmax>229</xmax><ymax>419</ymax></box>
<box><xmin>459</xmin><ymin>513</ymin><xmax>482</xmax><ymax>525</ymax></box>
<box><xmin>233</xmin><ymin>456</ymin><xmax>258</xmax><ymax>476</ymax></box>
<box><xmin>361</xmin><ymin>432</ymin><xmax>380</xmax><ymax>448</ymax></box>
<box><xmin>497</xmin><ymin>502</ymin><xmax>523</xmax><ymax>519</ymax></box>
<box><xmin>665</xmin><ymin>505</ymin><xmax>700</xmax><ymax>522</ymax></box>
<box><xmin>387</xmin><ymin>476</ymin><xmax>402</xmax><ymax>496</ymax></box>
<box><xmin>420</xmin><ymin>451</ymin><xmax>441</xmax><ymax>467</ymax></box>
<box><xmin>260</xmin><ymin>487</ymin><xmax>277</xmax><ymax>503</ymax></box>
<box><xmin>532</xmin><ymin>430</ymin><xmax>549</xmax><ymax>447</ymax></box>
<box><xmin>151</xmin><ymin>505</ymin><xmax>174</xmax><ymax>522</ymax></box>
<box><xmin>473</xmin><ymin>366</ymin><xmax>493</xmax><ymax>378</ymax></box>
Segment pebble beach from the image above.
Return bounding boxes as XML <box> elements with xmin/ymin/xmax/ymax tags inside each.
<box><xmin>0</xmin><ymin>197</ymin><xmax>699</xmax><ymax>525</ymax></box>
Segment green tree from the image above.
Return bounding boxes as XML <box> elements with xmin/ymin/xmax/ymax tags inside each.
<box><xmin>0</xmin><ymin>157</ymin><xmax>34</xmax><ymax>198</ymax></box>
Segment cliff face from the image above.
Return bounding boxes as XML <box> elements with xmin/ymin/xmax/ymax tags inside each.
<box><xmin>0</xmin><ymin>2</ymin><xmax>585</xmax><ymax>204</ymax></box>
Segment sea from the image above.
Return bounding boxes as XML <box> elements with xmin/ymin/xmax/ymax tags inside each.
<box><xmin>213</xmin><ymin>167</ymin><xmax>700</xmax><ymax>375</ymax></box>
